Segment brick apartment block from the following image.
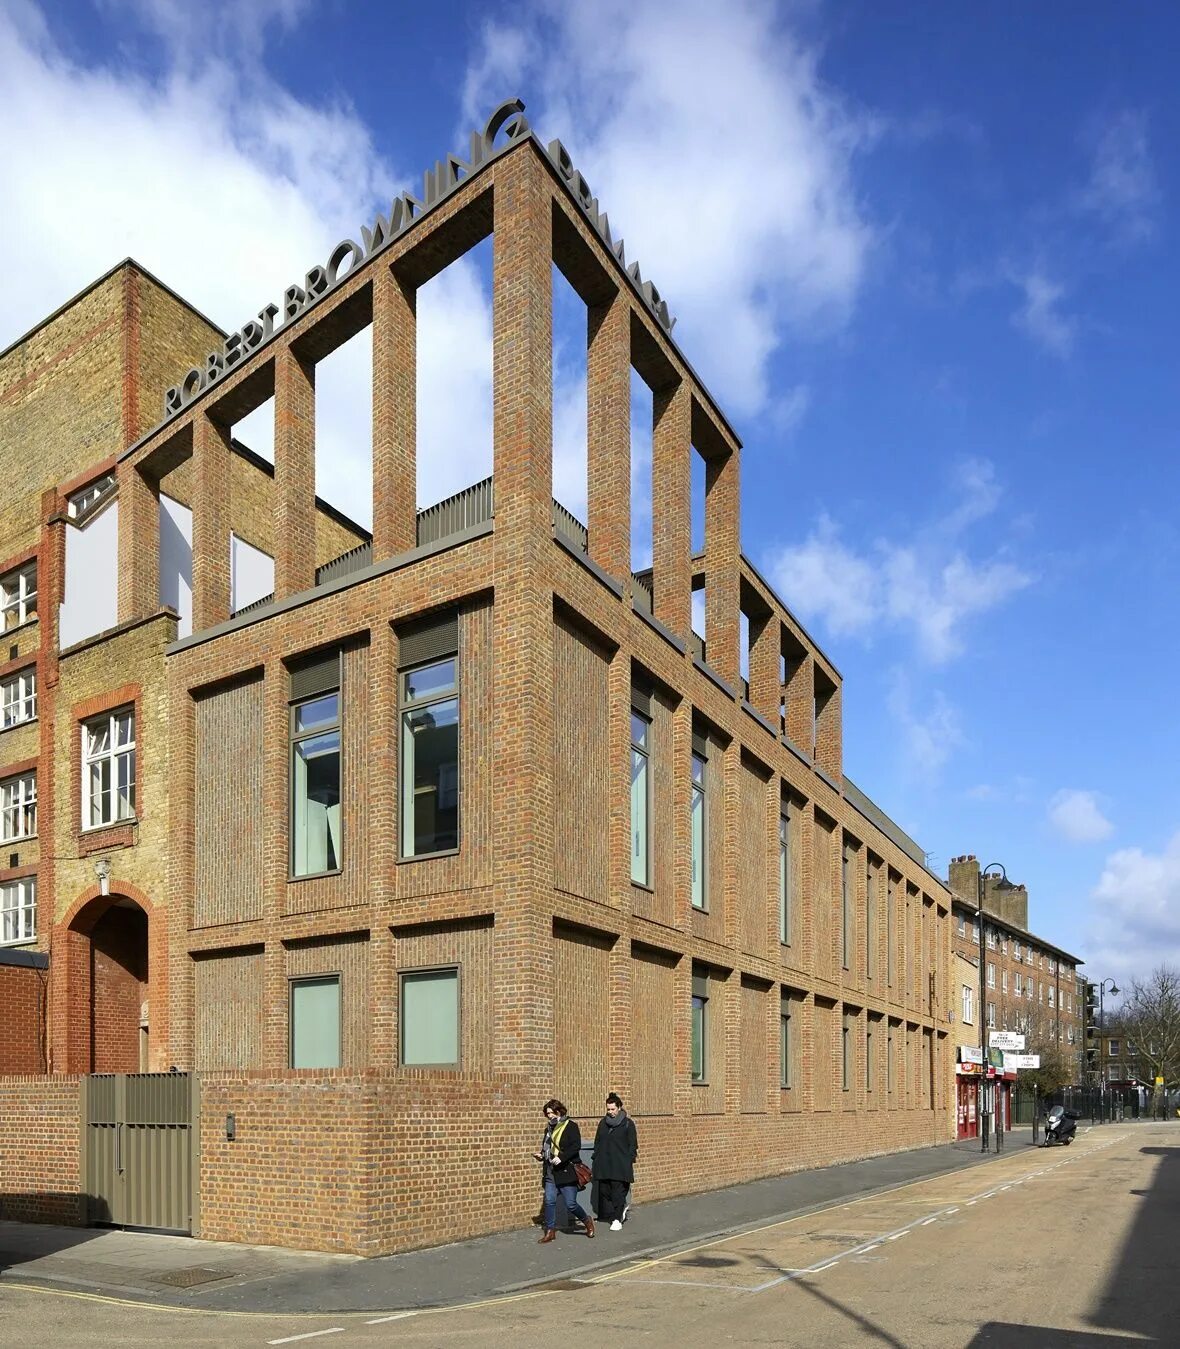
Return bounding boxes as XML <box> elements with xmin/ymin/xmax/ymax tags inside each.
<box><xmin>1</xmin><ymin>106</ymin><xmax>963</xmax><ymax>1254</ymax></box>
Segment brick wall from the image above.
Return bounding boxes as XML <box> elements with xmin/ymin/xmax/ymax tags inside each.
<box><xmin>0</xmin><ymin>1075</ymin><xmax>83</xmax><ymax>1224</ymax></box>
<box><xmin>0</xmin><ymin>962</ymin><xmax>47</xmax><ymax>1073</ymax></box>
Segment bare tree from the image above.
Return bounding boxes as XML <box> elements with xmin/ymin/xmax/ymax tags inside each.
<box><xmin>1117</xmin><ymin>965</ymin><xmax>1180</xmax><ymax>1117</ymax></box>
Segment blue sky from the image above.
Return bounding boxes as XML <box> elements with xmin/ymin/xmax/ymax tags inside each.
<box><xmin>2</xmin><ymin>0</ymin><xmax>1177</xmax><ymax>993</ymax></box>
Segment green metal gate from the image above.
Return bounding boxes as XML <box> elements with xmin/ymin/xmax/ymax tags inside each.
<box><xmin>82</xmin><ymin>1073</ymin><xmax>200</xmax><ymax>1234</ymax></box>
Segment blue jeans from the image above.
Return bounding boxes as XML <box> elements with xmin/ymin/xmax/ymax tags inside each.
<box><xmin>543</xmin><ymin>1173</ymin><xmax>588</xmax><ymax>1229</ymax></box>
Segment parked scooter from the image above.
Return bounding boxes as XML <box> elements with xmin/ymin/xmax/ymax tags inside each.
<box><xmin>1044</xmin><ymin>1104</ymin><xmax>1079</xmax><ymax>1146</ymax></box>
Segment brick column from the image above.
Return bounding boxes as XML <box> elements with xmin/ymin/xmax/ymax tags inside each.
<box><xmin>704</xmin><ymin>446</ymin><xmax>740</xmax><ymax>688</ymax></box>
<box><xmin>192</xmin><ymin>412</ymin><xmax>232</xmax><ymax>631</ymax></box>
<box><xmin>372</xmin><ymin>264</ymin><xmax>417</xmax><ymax>562</ymax></box>
<box><xmin>651</xmin><ymin>378</ymin><xmax>691</xmax><ymax>638</ymax></box>
<box><xmin>748</xmin><ymin>611</ymin><xmax>779</xmax><ymax>723</ymax></box>
<box><xmin>489</xmin><ymin>147</ymin><xmax>554</xmax><ymax>1082</ymax></box>
<box><xmin>587</xmin><ymin>289</ymin><xmax>630</xmax><ymax>583</ymax></box>
<box><xmin>784</xmin><ymin>650</ymin><xmax>814</xmax><ymax>753</ymax></box>
<box><xmin>165</xmin><ymin>662</ymin><xmax>195</xmax><ymax>1069</ymax></box>
<box><xmin>117</xmin><ymin>461</ymin><xmax>159</xmax><ymax>623</ymax></box>
<box><xmin>273</xmin><ymin>344</ymin><xmax>316</xmax><ymax>598</ymax></box>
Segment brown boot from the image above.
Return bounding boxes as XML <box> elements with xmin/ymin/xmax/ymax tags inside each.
<box><xmin>538</xmin><ymin>1229</ymin><xmax>556</xmax><ymax>1243</ymax></box>
<box><xmin>584</xmin><ymin>1216</ymin><xmax>595</xmax><ymax>1238</ymax></box>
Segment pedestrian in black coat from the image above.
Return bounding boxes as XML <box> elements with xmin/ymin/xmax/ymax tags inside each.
<box><xmin>532</xmin><ymin>1098</ymin><xmax>594</xmax><ymax>1243</ymax></box>
<box><xmin>593</xmin><ymin>1092</ymin><xmax>638</xmax><ymax>1229</ymax></box>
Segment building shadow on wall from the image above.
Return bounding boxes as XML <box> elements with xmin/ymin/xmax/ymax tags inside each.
<box><xmin>0</xmin><ymin>1194</ymin><xmax>100</xmax><ymax>1276</ymax></box>
<box><xmin>967</xmin><ymin>1140</ymin><xmax>1180</xmax><ymax>1346</ymax></box>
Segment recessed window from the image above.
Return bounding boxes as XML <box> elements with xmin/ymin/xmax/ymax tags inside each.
<box><xmin>778</xmin><ymin>805</ymin><xmax>793</xmax><ymax>944</ymax></box>
<box><xmin>82</xmin><ymin>707</ymin><xmax>135</xmax><ymax>828</ymax></box>
<box><xmin>0</xmin><ymin>772</ymin><xmax>36</xmax><ymax>842</ymax></box>
<box><xmin>67</xmin><ymin>474</ymin><xmax>116</xmax><ymax>521</ymax></box>
<box><xmin>691</xmin><ymin>969</ymin><xmax>709</xmax><ymax>1082</ymax></box>
<box><xmin>400</xmin><ymin>968</ymin><xmax>460</xmax><ymax>1066</ymax></box>
<box><xmin>289</xmin><ymin>975</ymin><xmax>341</xmax><ymax>1068</ymax></box>
<box><xmin>400</xmin><ymin>656</ymin><xmax>459</xmax><ymax>858</ymax></box>
<box><xmin>291</xmin><ymin>691</ymin><xmax>341</xmax><ymax>876</ymax></box>
<box><xmin>630</xmin><ymin>707</ymin><xmax>651</xmax><ymax>885</ymax></box>
<box><xmin>690</xmin><ymin>746</ymin><xmax>707</xmax><ymax>911</ymax></box>
<box><xmin>1</xmin><ymin>669</ymin><xmax>36</xmax><ymax>729</ymax></box>
<box><xmin>841</xmin><ymin>841</ymin><xmax>853</xmax><ymax>971</ymax></box>
<box><xmin>962</xmin><ymin>984</ymin><xmax>974</xmax><ymax>1025</ymax></box>
<box><xmin>841</xmin><ymin>1013</ymin><xmax>852</xmax><ymax>1092</ymax></box>
<box><xmin>779</xmin><ymin>995</ymin><xmax>794</xmax><ymax>1089</ymax></box>
<box><xmin>0</xmin><ymin>563</ymin><xmax>37</xmax><ymax>630</ymax></box>
<box><xmin>0</xmin><ymin>877</ymin><xmax>35</xmax><ymax>946</ymax></box>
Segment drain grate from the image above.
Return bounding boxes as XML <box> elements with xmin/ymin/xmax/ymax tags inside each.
<box><xmin>153</xmin><ymin>1266</ymin><xmax>234</xmax><ymax>1288</ymax></box>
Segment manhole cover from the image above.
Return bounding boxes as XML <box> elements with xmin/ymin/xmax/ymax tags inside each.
<box><xmin>153</xmin><ymin>1267</ymin><xmax>233</xmax><ymax>1288</ymax></box>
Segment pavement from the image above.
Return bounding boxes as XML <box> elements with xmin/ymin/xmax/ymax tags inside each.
<box><xmin>0</xmin><ymin>1125</ymin><xmax>1060</xmax><ymax>1317</ymax></box>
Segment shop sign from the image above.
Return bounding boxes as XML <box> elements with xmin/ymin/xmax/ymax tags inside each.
<box><xmin>1004</xmin><ymin>1053</ymin><xmax>1041</xmax><ymax>1070</ymax></box>
<box><xmin>958</xmin><ymin>1045</ymin><xmax>984</xmax><ymax>1064</ymax></box>
<box><xmin>989</xmin><ymin>1031</ymin><xmax>1026</xmax><ymax>1051</ymax></box>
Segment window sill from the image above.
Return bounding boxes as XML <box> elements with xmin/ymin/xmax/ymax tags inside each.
<box><xmin>397</xmin><ymin>847</ymin><xmax>460</xmax><ymax>864</ymax></box>
<box><xmin>288</xmin><ymin>867</ymin><xmax>344</xmax><ymax>883</ymax></box>
<box><xmin>1</xmin><ymin>616</ymin><xmax>39</xmax><ymax>639</ymax></box>
<box><xmin>691</xmin><ymin>904</ymin><xmax>709</xmax><ymax>916</ymax></box>
<box><xmin>0</xmin><ymin>938</ymin><xmax>36</xmax><ymax>950</ymax></box>
<box><xmin>631</xmin><ymin>880</ymin><xmax>655</xmax><ymax>896</ymax></box>
<box><xmin>0</xmin><ymin>835</ymin><xmax>37</xmax><ymax>846</ymax></box>
<box><xmin>0</xmin><ymin>718</ymin><xmax>37</xmax><ymax>735</ymax></box>
<box><xmin>80</xmin><ymin>817</ymin><xmax>138</xmax><ymax>836</ymax></box>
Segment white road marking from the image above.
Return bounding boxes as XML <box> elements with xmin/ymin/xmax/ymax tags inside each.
<box><xmin>267</xmin><ymin>1332</ymin><xmax>345</xmax><ymax>1346</ymax></box>
<box><xmin>365</xmin><ymin>1313</ymin><xmax>418</xmax><ymax>1324</ymax></box>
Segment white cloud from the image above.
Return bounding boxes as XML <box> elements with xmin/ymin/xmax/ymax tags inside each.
<box><xmin>765</xmin><ymin>460</ymin><xmax>1032</xmax><ymax>662</ymax></box>
<box><xmin>464</xmin><ymin>0</ymin><xmax>875</xmax><ymax>419</ymax></box>
<box><xmin>1009</xmin><ymin>269</ymin><xmax>1075</xmax><ymax>358</ymax></box>
<box><xmin>1078</xmin><ymin>110</ymin><xmax>1158</xmax><ymax>244</ymax></box>
<box><xmin>886</xmin><ymin>670</ymin><xmax>962</xmax><ymax>777</ymax></box>
<box><xmin>1048</xmin><ymin>789</ymin><xmax>1114</xmax><ymax>844</ymax></box>
<box><xmin>0</xmin><ymin>3</ymin><xmax>501</xmax><ymax>530</ymax></box>
<box><xmin>1086</xmin><ymin>832</ymin><xmax>1180</xmax><ymax>988</ymax></box>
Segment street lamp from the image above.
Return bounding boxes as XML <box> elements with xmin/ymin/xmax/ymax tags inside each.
<box><xmin>977</xmin><ymin>862</ymin><xmax>1007</xmax><ymax>1153</ymax></box>
<box><xmin>1098</xmin><ymin>977</ymin><xmax>1119</xmax><ymax>1123</ymax></box>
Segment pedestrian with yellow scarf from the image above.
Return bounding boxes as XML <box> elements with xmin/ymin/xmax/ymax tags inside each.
<box><xmin>532</xmin><ymin>1098</ymin><xmax>594</xmax><ymax>1243</ymax></box>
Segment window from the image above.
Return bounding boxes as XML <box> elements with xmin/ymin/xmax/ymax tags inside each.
<box><xmin>400</xmin><ymin>968</ymin><xmax>459</xmax><ymax>1065</ymax></box>
<box><xmin>986</xmin><ymin>928</ymin><xmax>996</xmax><ymax>950</ymax></box>
<box><xmin>1</xmin><ymin>563</ymin><xmax>37</xmax><ymax>630</ymax></box>
<box><xmin>972</xmin><ymin>920</ymin><xmax>979</xmax><ymax>943</ymax></box>
<box><xmin>690</xmin><ymin>745</ymin><xmax>707</xmax><ymax>911</ymax></box>
<box><xmin>1000</xmin><ymin>935</ymin><xmax>1008</xmax><ymax>955</ymax></box>
<box><xmin>1048</xmin><ymin>986</ymin><xmax>1056</xmax><ymax>1009</ymax></box>
<box><xmin>986</xmin><ymin>1002</ymin><xmax>996</xmax><ymax>1028</ymax></box>
<box><xmin>842</xmin><ymin>1013</ymin><xmax>851</xmax><ymax>1091</ymax></box>
<box><xmin>1014</xmin><ymin>971</ymin><xmax>1022</xmax><ymax>998</ymax></box>
<box><xmin>1014</xmin><ymin>941</ymin><xmax>1022</xmax><ymax>962</ymax></box>
<box><xmin>82</xmin><ymin>707</ymin><xmax>135</xmax><ymax>828</ymax></box>
<box><xmin>289</xmin><ymin>975</ymin><xmax>341</xmax><ymax>1068</ymax></box>
<box><xmin>887</xmin><ymin>1025</ymin><xmax>895</xmax><ymax>1094</ymax></box>
<box><xmin>691</xmin><ymin>981</ymin><xmax>708</xmax><ymax>1082</ymax></box>
<box><xmin>957</xmin><ymin>915</ymin><xmax>965</xmax><ymax>937</ymax></box>
<box><xmin>778</xmin><ymin>804</ymin><xmax>794</xmax><ymax>944</ymax></box>
<box><xmin>401</xmin><ymin>655</ymin><xmax>459</xmax><ymax>858</ymax></box>
<box><xmin>866</xmin><ymin>1021</ymin><xmax>875</xmax><ymax>1092</ymax></box>
<box><xmin>1127</xmin><ymin>1039</ymin><xmax>1137</xmax><ymax>1055</ymax></box>
<box><xmin>779</xmin><ymin>995</ymin><xmax>794</xmax><ymax>1089</ymax></box>
<box><xmin>887</xmin><ymin>873</ymin><xmax>896</xmax><ymax>988</ymax></box>
<box><xmin>67</xmin><ymin>473</ymin><xmax>115</xmax><ymax>519</ymax></box>
<box><xmin>0</xmin><ymin>877</ymin><xmax>35</xmax><ymax>945</ymax></box>
<box><xmin>962</xmin><ymin>984</ymin><xmax>974</xmax><ymax>1025</ymax></box>
<box><xmin>1067</xmin><ymin>1024</ymin><xmax>1075</xmax><ymax>1044</ymax></box>
<box><xmin>0</xmin><ymin>772</ymin><xmax>36</xmax><ymax>842</ymax></box>
<box><xmin>866</xmin><ymin>865</ymin><xmax>877</xmax><ymax>979</ymax></box>
<box><xmin>1001</xmin><ymin>968</ymin><xmax>1008</xmax><ymax>994</ymax></box>
<box><xmin>841</xmin><ymin>842</ymin><xmax>852</xmax><ymax>970</ymax></box>
<box><xmin>630</xmin><ymin>706</ymin><xmax>651</xmax><ymax>885</ymax></box>
<box><xmin>291</xmin><ymin>680</ymin><xmax>340</xmax><ymax>875</ymax></box>
<box><xmin>1108</xmin><ymin>1039</ymin><xmax>1120</xmax><ymax>1057</ymax></box>
<box><xmin>987</xmin><ymin>961</ymin><xmax>995</xmax><ymax>989</ymax></box>
<box><xmin>1</xmin><ymin>669</ymin><xmax>36</xmax><ymax>729</ymax></box>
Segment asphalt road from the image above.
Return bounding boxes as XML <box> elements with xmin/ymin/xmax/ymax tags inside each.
<box><xmin>2</xmin><ymin>1123</ymin><xmax>1176</xmax><ymax>1347</ymax></box>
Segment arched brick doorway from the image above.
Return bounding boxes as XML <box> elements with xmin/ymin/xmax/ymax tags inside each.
<box><xmin>55</xmin><ymin>886</ymin><xmax>162</xmax><ymax>1074</ymax></box>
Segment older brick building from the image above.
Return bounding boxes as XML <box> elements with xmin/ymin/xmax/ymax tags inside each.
<box><xmin>3</xmin><ymin>101</ymin><xmax>957</xmax><ymax>1253</ymax></box>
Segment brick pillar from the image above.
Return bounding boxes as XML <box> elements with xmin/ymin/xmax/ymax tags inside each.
<box><xmin>166</xmin><ymin>663</ymin><xmax>195</xmax><ymax>1069</ymax></box>
<box><xmin>587</xmin><ymin>289</ymin><xmax>630</xmax><ymax>583</ymax></box>
<box><xmin>784</xmin><ymin>650</ymin><xmax>814</xmax><ymax>754</ymax></box>
<box><xmin>704</xmin><ymin>446</ymin><xmax>740</xmax><ymax>688</ymax></box>
<box><xmin>748</xmin><ymin>612</ymin><xmax>779</xmax><ymax>723</ymax></box>
<box><xmin>192</xmin><ymin>412</ymin><xmax>232</xmax><ymax>631</ymax></box>
<box><xmin>489</xmin><ymin>147</ymin><xmax>554</xmax><ymax>1082</ymax></box>
<box><xmin>262</xmin><ymin>657</ymin><xmax>289</xmax><ymax>1068</ymax></box>
<box><xmin>273</xmin><ymin>344</ymin><xmax>316</xmax><ymax>598</ymax></box>
<box><xmin>816</xmin><ymin>680</ymin><xmax>843</xmax><ymax>779</ymax></box>
<box><xmin>372</xmin><ymin>264</ymin><xmax>417</xmax><ymax>562</ymax></box>
<box><xmin>651</xmin><ymin>378</ymin><xmax>691</xmax><ymax>639</ymax></box>
<box><xmin>117</xmin><ymin>461</ymin><xmax>160</xmax><ymax>623</ymax></box>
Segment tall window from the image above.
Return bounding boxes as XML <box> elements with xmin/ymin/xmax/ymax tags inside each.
<box><xmin>630</xmin><ymin>706</ymin><xmax>651</xmax><ymax>885</ymax></box>
<box><xmin>841</xmin><ymin>842</ymin><xmax>852</xmax><ymax>970</ymax></box>
<box><xmin>962</xmin><ymin>984</ymin><xmax>974</xmax><ymax>1025</ymax></box>
<box><xmin>887</xmin><ymin>1025</ymin><xmax>895</xmax><ymax>1094</ymax></box>
<box><xmin>1001</xmin><ymin>968</ymin><xmax>1008</xmax><ymax>994</ymax></box>
<box><xmin>0</xmin><ymin>877</ymin><xmax>35</xmax><ymax>945</ymax></box>
<box><xmin>866</xmin><ymin>864</ymin><xmax>877</xmax><ymax>979</ymax></box>
<box><xmin>986</xmin><ymin>1002</ymin><xmax>996</xmax><ymax>1028</ymax></box>
<box><xmin>400</xmin><ymin>968</ymin><xmax>459</xmax><ymax>1066</ymax></box>
<box><xmin>0</xmin><ymin>772</ymin><xmax>36</xmax><ymax>842</ymax></box>
<box><xmin>886</xmin><ymin>873</ymin><xmax>896</xmax><ymax>987</ymax></box>
<box><xmin>842</xmin><ymin>1012</ymin><xmax>851</xmax><ymax>1091</ymax></box>
<box><xmin>291</xmin><ymin>687</ymin><xmax>341</xmax><ymax>876</ymax></box>
<box><xmin>987</xmin><ymin>961</ymin><xmax>996</xmax><ymax>989</ymax></box>
<box><xmin>400</xmin><ymin>656</ymin><xmax>459</xmax><ymax>858</ymax></box>
<box><xmin>1</xmin><ymin>669</ymin><xmax>36</xmax><ymax>729</ymax></box>
<box><xmin>289</xmin><ymin>975</ymin><xmax>341</xmax><ymax>1068</ymax></box>
<box><xmin>778</xmin><ymin>804</ymin><xmax>793</xmax><ymax>944</ymax></box>
<box><xmin>957</xmin><ymin>915</ymin><xmax>966</xmax><ymax>937</ymax></box>
<box><xmin>82</xmin><ymin>708</ymin><xmax>135</xmax><ymax>828</ymax></box>
<box><xmin>691</xmin><ymin>970</ymin><xmax>708</xmax><ymax>1081</ymax></box>
<box><xmin>779</xmin><ymin>994</ymin><xmax>794</xmax><ymax>1089</ymax></box>
<box><xmin>690</xmin><ymin>744</ymin><xmax>707</xmax><ymax>910</ymax></box>
<box><xmin>0</xmin><ymin>563</ymin><xmax>37</xmax><ymax>630</ymax></box>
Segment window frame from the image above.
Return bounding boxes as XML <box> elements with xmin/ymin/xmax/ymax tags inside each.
<box><xmin>779</xmin><ymin>995</ymin><xmax>795</xmax><ymax>1090</ymax></box>
<box><xmin>630</xmin><ymin>706</ymin><xmax>652</xmax><ymax>887</ymax></box>
<box><xmin>962</xmin><ymin>983</ymin><xmax>974</xmax><ymax>1026</ymax></box>
<box><xmin>690</xmin><ymin>746</ymin><xmax>708</xmax><ymax>912</ymax></box>
<box><xmin>0</xmin><ymin>771</ymin><xmax>37</xmax><ymax>843</ymax></box>
<box><xmin>0</xmin><ymin>562</ymin><xmax>37</xmax><ymax>631</ymax></box>
<box><xmin>778</xmin><ymin>804</ymin><xmax>794</xmax><ymax>945</ymax></box>
<box><xmin>289</xmin><ymin>686</ymin><xmax>342</xmax><ymax>879</ymax></box>
<box><xmin>287</xmin><ymin>973</ymin><xmax>343</xmax><ymax>1070</ymax></box>
<box><xmin>691</xmin><ymin>976</ymin><xmax>709</xmax><ymax>1083</ymax></box>
<box><xmin>81</xmin><ymin>706</ymin><xmax>136</xmax><ymax>831</ymax></box>
<box><xmin>841</xmin><ymin>1011</ymin><xmax>852</xmax><ymax>1092</ymax></box>
<box><xmin>1</xmin><ymin>669</ymin><xmax>37</xmax><ymax>730</ymax></box>
<box><xmin>841</xmin><ymin>841</ymin><xmax>853</xmax><ymax>971</ymax></box>
<box><xmin>399</xmin><ymin>964</ymin><xmax>462</xmax><ymax>1068</ymax></box>
<box><xmin>399</xmin><ymin>654</ymin><xmax>461</xmax><ymax>860</ymax></box>
<box><xmin>0</xmin><ymin>876</ymin><xmax>35</xmax><ymax>946</ymax></box>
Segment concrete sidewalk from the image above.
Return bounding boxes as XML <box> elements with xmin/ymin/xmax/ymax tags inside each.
<box><xmin>1</xmin><ymin>1129</ymin><xmax>1040</xmax><ymax>1315</ymax></box>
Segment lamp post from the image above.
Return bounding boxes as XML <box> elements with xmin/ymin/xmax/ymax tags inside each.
<box><xmin>1098</xmin><ymin>977</ymin><xmax>1119</xmax><ymax>1123</ymax></box>
<box><xmin>977</xmin><ymin>862</ymin><xmax>1007</xmax><ymax>1153</ymax></box>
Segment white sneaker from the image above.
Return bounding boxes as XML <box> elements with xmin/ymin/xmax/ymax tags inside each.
<box><xmin>609</xmin><ymin>1219</ymin><xmax>623</xmax><ymax>1231</ymax></box>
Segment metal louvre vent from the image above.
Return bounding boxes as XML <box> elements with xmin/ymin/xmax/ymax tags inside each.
<box><xmin>289</xmin><ymin>650</ymin><xmax>340</xmax><ymax>702</ymax></box>
<box><xmin>691</xmin><ymin>729</ymin><xmax>709</xmax><ymax>760</ymax></box>
<box><xmin>397</xmin><ymin>611</ymin><xmax>458</xmax><ymax>668</ymax></box>
<box><xmin>631</xmin><ymin>685</ymin><xmax>653</xmax><ymax>719</ymax></box>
